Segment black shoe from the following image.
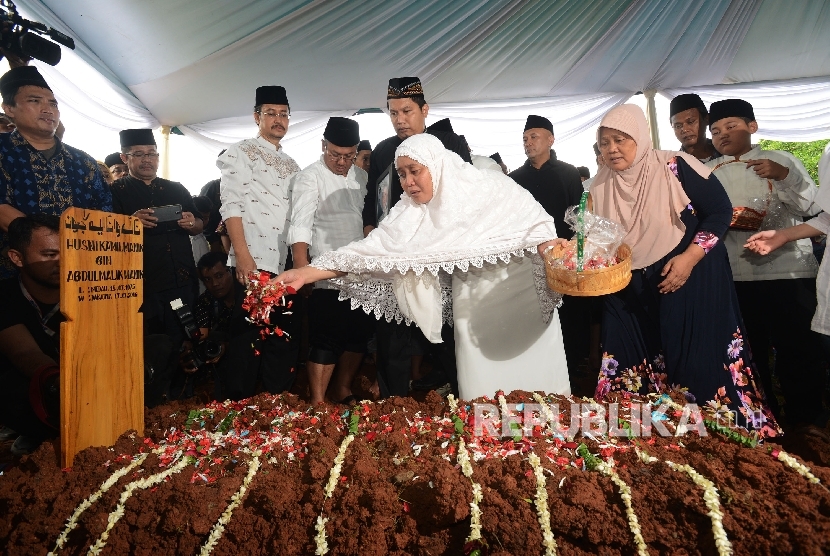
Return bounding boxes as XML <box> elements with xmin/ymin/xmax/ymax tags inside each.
<box><xmin>0</xmin><ymin>426</ymin><xmax>18</xmax><ymax>441</ymax></box>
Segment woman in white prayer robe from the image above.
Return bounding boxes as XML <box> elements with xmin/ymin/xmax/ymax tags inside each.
<box><xmin>274</xmin><ymin>134</ymin><xmax>570</xmax><ymax>399</ymax></box>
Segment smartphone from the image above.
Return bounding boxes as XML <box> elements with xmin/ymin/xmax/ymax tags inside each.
<box><xmin>149</xmin><ymin>204</ymin><xmax>183</xmax><ymax>223</ymax></box>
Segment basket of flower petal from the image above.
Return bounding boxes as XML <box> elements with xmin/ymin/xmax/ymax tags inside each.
<box><xmin>543</xmin><ymin>191</ymin><xmax>632</xmax><ymax>296</ymax></box>
<box><xmin>543</xmin><ymin>240</ymin><xmax>631</xmax><ymax>296</ymax></box>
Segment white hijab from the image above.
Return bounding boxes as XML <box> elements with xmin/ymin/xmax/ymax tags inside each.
<box><xmin>311</xmin><ymin>133</ymin><xmax>560</xmax><ymax>342</ymax></box>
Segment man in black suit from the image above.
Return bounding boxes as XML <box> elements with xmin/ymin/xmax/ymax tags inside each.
<box><xmin>510</xmin><ymin>115</ymin><xmax>589</xmax><ymax>382</ymax></box>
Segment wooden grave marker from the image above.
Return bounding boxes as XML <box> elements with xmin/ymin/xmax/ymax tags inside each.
<box><xmin>60</xmin><ymin>207</ymin><xmax>144</xmax><ymax>467</ymax></box>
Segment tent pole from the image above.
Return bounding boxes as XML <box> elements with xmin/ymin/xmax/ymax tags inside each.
<box><xmin>643</xmin><ymin>89</ymin><xmax>660</xmax><ymax>149</ymax></box>
<box><xmin>160</xmin><ymin>125</ymin><xmax>171</xmax><ymax>179</ymax></box>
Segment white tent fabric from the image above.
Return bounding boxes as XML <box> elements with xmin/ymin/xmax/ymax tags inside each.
<box><xmin>178</xmin><ymin>110</ymin><xmax>354</xmax><ymax>166</ymax></box>
<box><xmin>34</xmin><ymin>48</ymin><xmax>158</xmax><ymax>134</ymax></box>
<box><xmin>550</xmin><ymin>0</ymin><xmax>761</xmax><ymax>94</ymax></box>
<box><xmin>176</xmin><ymin>92</ymin><xmax>630</xmax><ymax>170</ymax></box>
<box><xmin>664</xmin><ymin>76</ymin><xmax>830</xmax><ymax>142</ymax></box>
<box><xmin>12</xmin><ymin>0</ymin><xmax>830</xmax><ymax>172</ymax></box>
<box><xmin>426</xmin><ymin>92</ymin><xmax>630</xmax><ymax>166</ymax></box>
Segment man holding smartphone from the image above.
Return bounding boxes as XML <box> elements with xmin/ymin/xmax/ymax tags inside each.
<box><xmin>111</xmin><ymin>129</ymin><xmax>203</xmax><ymax>355</ymax></box>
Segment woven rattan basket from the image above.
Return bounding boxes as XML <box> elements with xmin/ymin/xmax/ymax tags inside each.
<box><xmin>543</xmin><ymin>243</ymin><xmax>632</xmax><ymax>296</ymax></box>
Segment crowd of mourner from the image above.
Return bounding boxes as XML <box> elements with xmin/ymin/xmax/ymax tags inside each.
<box><xmin>0</xmin><ymin>61</ymin><xmax>828</xmax><ymax>458</ymax></box>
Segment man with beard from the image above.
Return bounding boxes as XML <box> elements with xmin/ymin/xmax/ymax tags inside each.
<box><xmin>216</xmin><ymin>86</ymin><xmax>301</xmax><ymax>395</ymax></box>
<box><xmin>0</xmin><ymin>215</ymin><xmax>62</xmax><ymax>455</ymax></box>
<box><xmin>510</xmin><ymin>115</ymin><xmax>588</xmax><ymax>383</ymax></box>
<box><xmin>219</xmin><ymin>86</ymin><xmax>300</xmax><ymax>282</ymax></box>
<box><xmin>670</xmin><ymin>93</ymin><xmax>720</xmax><ymax>163</ymax></box>
<box><xmin>360</xmin><ymin>77</ymin><xmax>471</xmax><ymax>398</ymax></box>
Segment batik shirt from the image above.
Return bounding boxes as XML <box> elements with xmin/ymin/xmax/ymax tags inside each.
<box><xmin>218</xmin><ymin>137</ymin><xmax>300</xmax><ymax>274</ymax></box>
<box><xmin>0</xmin><ymin>130</ymin><xmax>111</xmax><ymax>278</ymax></box>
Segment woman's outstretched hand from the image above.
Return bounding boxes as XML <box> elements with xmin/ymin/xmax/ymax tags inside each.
<box><xmin>272</xmin><ymin>268</ymin><xmax>311</xmax><ymax>291</ymax></box>
<box><xmin>270</xmin><ymin>266</ymin><xmax>343</xmax><ymax>291</ymax></box>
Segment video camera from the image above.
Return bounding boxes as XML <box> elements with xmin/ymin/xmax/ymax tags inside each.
<box><xmin>0</xmin><ymin>0</ymin><xmax>75</xmax><ymax>66</ymax></box>
<box><xmin>170</xmin><ymin>297</ymin><xmax>225</xmax><ymax>370</ymax></box>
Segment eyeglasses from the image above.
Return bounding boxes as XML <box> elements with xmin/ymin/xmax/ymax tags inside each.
<box><xmin>125</xmin><ymin>152</ymin><xmax>160</xmax><ymax>160</ymax></box>
<box><xmin>259</xmin><ymin>111</ymin><xmax>290</xmax><ymax>120</ymax></box>
<box><xmin>325</xmin><ymin>150</ymin><xmax>357</xmax><ymax>163</ymax></box>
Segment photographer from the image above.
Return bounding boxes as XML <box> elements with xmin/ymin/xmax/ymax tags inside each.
<box><xmin>181</xmin><ymin>252</ymin><xmax>296</xmax><ymax>401</ymax></box>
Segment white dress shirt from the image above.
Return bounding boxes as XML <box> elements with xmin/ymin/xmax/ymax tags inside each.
<box><xmin>805</xmin><ymin>212</ymin><xmax>830</xmax><ymax>335</ymax></box>
<box><xmin>218</xmin><ymin>136</ymin><xmax>300</xmax><ymax>274</ymax></box>
<box><xmin>288</xmin><ymin>156</ymin><xmax>366</xmax><ymax>289</ymax></box>
<box><xmin>706</xmin><ymin>147</ymin><xmax>820</xmax><ymax>281</ymax></box>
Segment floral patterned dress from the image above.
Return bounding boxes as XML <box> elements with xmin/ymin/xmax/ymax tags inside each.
<box><xmin>596</xmin><ymin>157</ymin><xmax>781</xmax><ymax>439</ymax></box>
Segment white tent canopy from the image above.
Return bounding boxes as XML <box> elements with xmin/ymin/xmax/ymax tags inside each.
<box><xmin>13</xmin><ymin>0</ymin><xmax>830</xmax><ymax>186</ymax></box>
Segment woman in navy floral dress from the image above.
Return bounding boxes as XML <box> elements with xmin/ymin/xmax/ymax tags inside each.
<box><xmin>590</xmin><ymin>105</ymin><xmax>779</xmax><ymax>439</ymax></box>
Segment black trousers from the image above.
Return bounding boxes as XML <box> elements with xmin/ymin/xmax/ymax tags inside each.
<box><xmin>375</xmin><ymin>319</ymin><xmax>457</xmax><ymax>398</ymax></box>
<box><xmin>735</xmin><ymin>278</ymin><xmax>826</xmax><ymax>425</ymax></box>
<box><xmin>307</xmin><ymin>289</ymin><xmax>374</xmax><ymax>364</ymax></box>
<box><xmin>558</xmin><ymin>296</ymin><xmax>592</xmax><ymax>374</ymax></box>
<box><xmin>216</xmin><ymin>329</ymin><xmax>298</xmax><ymax>401</ymax></box>
<box><xmin>0</xmin><ymin>367</ymin><xmax>54</xmax><ymax>440</ymax></box>
<box><xmin>214</xmin><ymin>286</ymin><xmax>300</xmax><ymax>402</ymax></box>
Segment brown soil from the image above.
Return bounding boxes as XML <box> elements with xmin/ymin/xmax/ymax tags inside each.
<box><xmin>1</xmin><ymin>389</ymin><xmax>830</xmax><ymax>556</ymax></box>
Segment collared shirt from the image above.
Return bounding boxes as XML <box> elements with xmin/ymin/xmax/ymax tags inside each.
<box><xmin>706</xmin><ymin>146</ymin><xmax>820</xmax><ymax>281</ymax></box>
<box><xmin>509</xmin><ymin>149</ymin><xmax>584</xmax><ymax>240</ymax></box>
<box><xmin>111</xmin><ymin>175</ymin><xmax>198</xmax><ymax>293</ymax></box>
<box><xmin>0</xmin><ymin>130</ymin><xmax>111</xmax><ymax>279</ymax></box>
<box><xmin>218</xmin><ymin>136</ymin><xmax>301</xmax><ymax>274</ymax></box>
<box><xmin>287</xmin><ymin>157</ymin><xmax>366</xmax><ymax>289</ymax></box>
<box><xmin>805</xmin><ymin>212</ymin><xmax>830</xmax><ymax>335</ymax></box>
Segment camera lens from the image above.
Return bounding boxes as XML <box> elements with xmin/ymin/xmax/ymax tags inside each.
<box><xmin>203</xmin><ymin>340</ymin><xmax>222</xmax><ymax>359</ymax></box>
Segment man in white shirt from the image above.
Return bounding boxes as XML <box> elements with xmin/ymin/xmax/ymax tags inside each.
<box><xmin>288</xmin><ymin>117</ymin><xmax>372</xmax><ymax>404</ymax></box>
<box><xmin>707</xmin><ymin>98</ymin><xmax>823</xmax><ymax>428</ymax></box>
<box><xmin>744</xmin><ymin>142</ymin><xmax>830</xmax><ymax>436</ymax></box>
<box><xmin>216</xmin><ymin>85</ymin><xmax>301</xmax><ymax>398</ymax></box>
<box><xmin>219</xmin><ymin>86</ymin><xmax>301</xmax><ymax>283</ymax></box>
